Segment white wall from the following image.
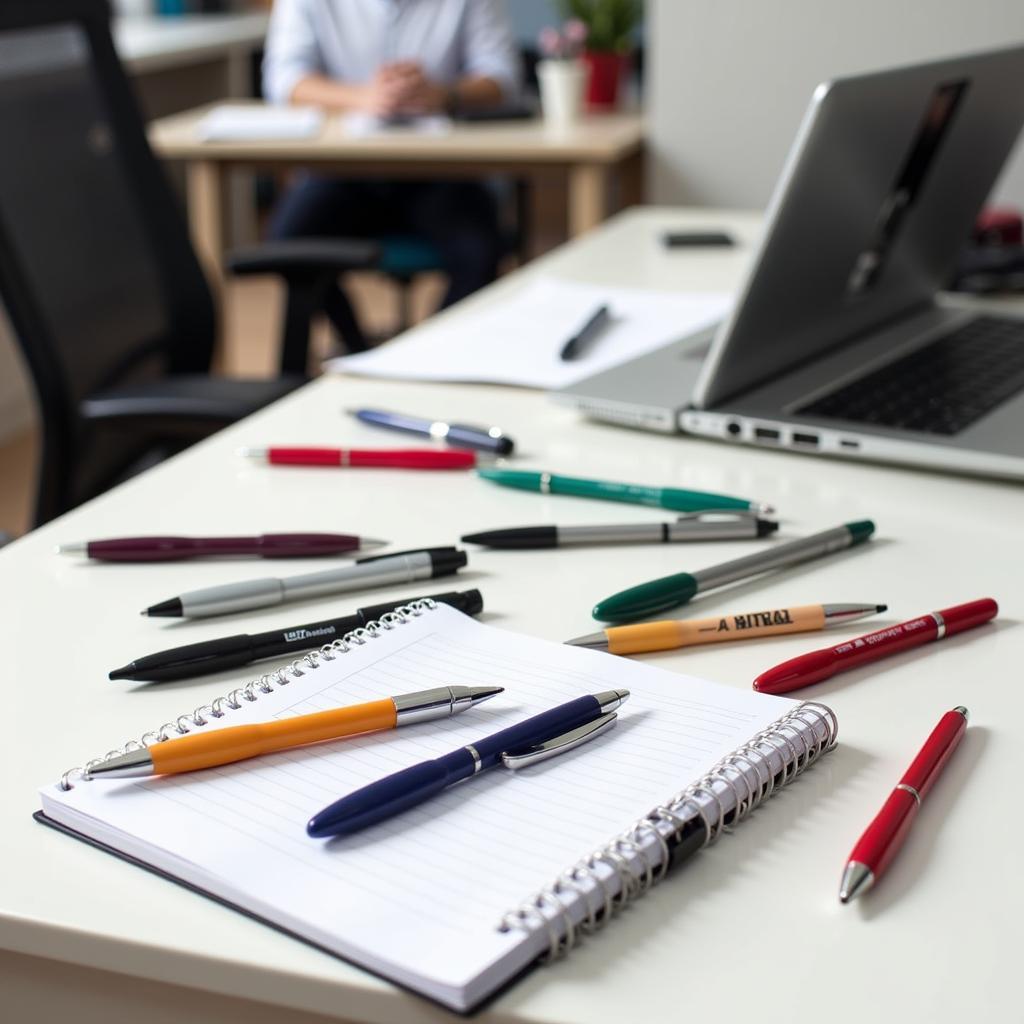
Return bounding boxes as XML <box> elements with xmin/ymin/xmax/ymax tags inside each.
<box><xmin>648</xmin><ymin>0</ymin><xmax>1024</xmax><ymax>209</ymax></box>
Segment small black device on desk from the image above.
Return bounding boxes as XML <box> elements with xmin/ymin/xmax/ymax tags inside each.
<box><xmin>662</xmin><ymin>231</ymin><xmax>735</xmax><ymax>248</ymax></box>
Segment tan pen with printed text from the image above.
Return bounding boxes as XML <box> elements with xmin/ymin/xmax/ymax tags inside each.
<box><xmin>566</xmin><ymin>603</ymin><xmax>886</xmax><ymax>654</ymax></box>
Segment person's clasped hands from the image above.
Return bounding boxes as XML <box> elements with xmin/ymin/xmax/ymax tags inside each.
<box><xmin>360</xmin><ymin>60</ymin><xmax>450</xmax><ymax>117</ymax></box>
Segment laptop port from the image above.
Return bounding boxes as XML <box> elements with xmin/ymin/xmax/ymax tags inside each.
<box><xmin>840</xmin><ymin>438</ymin><xmax>861</xmax><ymax>450</ymax></box>
<box><xmin>792</xmin><ymin>431</ymin><xmax>819</xmax><ymax>446</ymax></box>
<box><xmin>726</xmin><ymin>421</ymin><xmax>742</xmax><ymax>436</ymax></box>
<box><xmin>754</xmin><ymin>426</ymin><xmax>781</xmax><ymax>441</ymax></box>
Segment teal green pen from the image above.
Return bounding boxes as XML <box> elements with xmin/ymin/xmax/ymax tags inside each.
<box><xmin>592</xmin><ymin>521</ymin><xmax>876</xmax><ymax>622</ymax></box>
<box><xmin>476</xmin><ymin>468</ymin><xmax>773</xmax><ymax>514</ymax></box>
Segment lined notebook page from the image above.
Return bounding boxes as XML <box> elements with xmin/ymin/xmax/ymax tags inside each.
<box><xmin>42</xmin><ymin>605</ymin><xmax>794</xmax><ymax>1008</ymax></box>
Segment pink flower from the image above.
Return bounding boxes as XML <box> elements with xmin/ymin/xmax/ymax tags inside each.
<box><xmin>564</xmin><ymin>19</ymin><xmax>588</xmax><ymax>46</ymax></box>
<box><xmin>538</xmin><ymin>26</ymin><xmax>563</xmax><ymax>58</ymax></box>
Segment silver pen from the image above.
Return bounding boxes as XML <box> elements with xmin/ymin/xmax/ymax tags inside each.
<box><xmin>593</xmin><ymin>520</ymin><xmax>877</xmax><ymax>622</ymax></box>
<box><xmin>462</xmin><ymin>511</ymin><xmax>778</xmax><ymax>549</ymax></box>
<box><xmin>141</xmin><ymin>548</ymin><xmax>468</xmax><ymax>619</ymax></box>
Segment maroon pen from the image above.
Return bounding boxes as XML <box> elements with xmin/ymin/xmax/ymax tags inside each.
<box><xmin>55</xmin><ymin>533</ymin><xmax>388</xmax><ymax>562</ymax></box>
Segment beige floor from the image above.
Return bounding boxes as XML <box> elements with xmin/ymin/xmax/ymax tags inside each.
<box><xmin>0</xmin><ymin>272</ymin><xmax>445</xmax><ymax>539</ymax></box>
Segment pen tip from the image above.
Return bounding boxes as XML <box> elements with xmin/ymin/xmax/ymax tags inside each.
<box><xmin>876</xmin><ymin>604</ymin><xmax>887</xmax><ymax>613</ymax></box>
<box><xmin>237</xmin><ymin>446</ymin><xmax>267</xmax><ymax>460</ymax></box>
<box><xmin>359</xmin><ymin>537</ymin><xmax>389</xmax><ymax>549</ymax></box>
<box><xmin>142</xmin><ymin>598</ymin><xmax>183</xmax><ymax>618</ymax></box>
<box><xmin>55</xmin><ymin>542</ymin><xmax>86</xmax><ymax>554</ymax></box>
<box><xmin>597</xmin><ymin>688</ymin><xmax>630</xmax><ymax>712</ymax></box>
<box><xmin>84</xmin><ymin>748</ymin><xmax>154</xmax><ymax>779</ymax></box>
<box><xmin>756</xmin><ymin>502</ymin><xmax>776</xmax><ymax>515</ymax></box>
<box><xmin>838</xmin><ymin>862</ymin><xmax>874</xmax><ymax>904</ymax></box>
<box><xmin>468</xmin><ymin>685</ymin><xmax>504</xmax><ymax>704</ymax></box>
<box><xmin>565</xmin><ymin>632</ymin><xmax>610</xmax><ymax>650</ymax></box>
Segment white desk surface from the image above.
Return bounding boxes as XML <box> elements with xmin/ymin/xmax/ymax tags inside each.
<box><xmin>113</xmin><ymin>12</ymin><xmax>270</xmax><ymax>74</ymax></box>
<box><xmin>2</xmin><ymin>207</ymin><xmax>1022</xmax><ymax>1022</ymax></box>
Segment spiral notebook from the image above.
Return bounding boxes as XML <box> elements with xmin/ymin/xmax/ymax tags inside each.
<box><xmin>38</xmin><ymin>602</ymin><xmax>836</xmax><ymax>1013</ymax></box>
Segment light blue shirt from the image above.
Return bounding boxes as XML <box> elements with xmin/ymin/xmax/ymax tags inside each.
<box><xmin>262</xmin><ymin>0</ymin><xmax>520</xmax><ymax>106</ymax></box>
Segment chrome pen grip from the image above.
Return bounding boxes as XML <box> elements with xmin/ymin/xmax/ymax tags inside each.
<box><xmin>393</xmin><ymin>686</ymin><xmax>470</xmax><ymax>725</ymax></box>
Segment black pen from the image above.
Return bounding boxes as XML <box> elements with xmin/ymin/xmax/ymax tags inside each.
<box><xmin>559</xmin><ymin>303</ymin><xmax>611</xmax><ymax>360</ymax></box>
<box><xmin>110</xmin><ymin>590</ymin><xmax>483</xmax><ymax>682</ymax></box>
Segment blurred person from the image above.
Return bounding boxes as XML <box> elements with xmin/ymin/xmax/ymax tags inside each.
<box><xmin>262</xmin><ymin>0</ymin><xmax>520</xmax><ymax>341</ymax></box>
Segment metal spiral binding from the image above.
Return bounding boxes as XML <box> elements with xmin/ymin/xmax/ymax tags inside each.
<box><xmin>58</xmin><ymin>599</ymin><xmax>438</xmax><ymax>791</ymax></box>
<box><xmin>498</xmin><ymin>701</ymin><xmax>837</xmax><ymax>961</ymax></box>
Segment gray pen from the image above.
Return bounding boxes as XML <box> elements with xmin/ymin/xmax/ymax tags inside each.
<box><xmin>559</xmin><ymin>304</ymin><xmax>611</xmax><ymax>360</ymax></box>
<box><xmin>141</xmin><ymin>548</ymin><xmax>468</xmax><ymax>619</ymax></box>
<box><xmin>462</xmin><ymin>511</ymin><xmax>779</xmax><ymax>549</ymax></box>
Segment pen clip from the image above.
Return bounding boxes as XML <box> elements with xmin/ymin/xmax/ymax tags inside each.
<box><xmin>676</xmin><ymin>509</ymin><xmax>760</xmax><ymax>523</ymax></box>
<box><xmin>500</xmin><ymin>712</ymin><xmax>618</xmax><ymax>771</ymax></box>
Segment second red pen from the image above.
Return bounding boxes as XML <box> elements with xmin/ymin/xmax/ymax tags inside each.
<box><xmin>240</xmin><ymin>446</ymin><xmax>479</xmax><ymax>469</ymax></box>
<box><xmin>752</xmin><ymin>598</ymin><xmax>998</xmax><ymax>694</ymax></box>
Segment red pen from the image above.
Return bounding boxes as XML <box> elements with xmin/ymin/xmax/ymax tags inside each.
<box><xmin>240</xmin><ymin>446</ymin><xmax>478</xmax><ymax>469</ymax></box>
<box><xmin>752</xmin><ymin>598</ymin><xmax>998</xmax><ymax>694</ymax></box>
<box><xmin>54</xmin><ymin>533</ymin><xmax>387</xmax><ymax>562</ymax></box>
<box><xmin>839</xmin><ymin>706</ymin><xmax>969</xmax><ymax>903</ymax></box>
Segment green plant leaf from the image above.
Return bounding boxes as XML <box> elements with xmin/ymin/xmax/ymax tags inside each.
<box><xmin>557</xmin><ymin>0</ymin><xmax>642</xmax><ymax>53</ymax></box>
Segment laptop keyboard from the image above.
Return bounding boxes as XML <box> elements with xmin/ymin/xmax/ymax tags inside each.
<box><xmin>797</xmin><ymin>316</ymin><xmax>1024</xmax><ymax>435</ymax></box>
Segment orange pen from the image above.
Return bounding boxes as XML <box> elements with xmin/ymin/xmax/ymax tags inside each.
<box><xmin>566</xmin><ymin>603</ymin><xmax>886</xmax><ymax>655</ymax></box>
<box><xmin>84</xmin><ymin>685</ymin><xmax>502</xmax><ymax>779</ymax></box>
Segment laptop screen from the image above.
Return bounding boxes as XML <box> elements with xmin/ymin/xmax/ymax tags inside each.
<box><xmin>691</xmin><ymin>45</ymin><xmax>1024</xmax><ymax>409</ymax></box>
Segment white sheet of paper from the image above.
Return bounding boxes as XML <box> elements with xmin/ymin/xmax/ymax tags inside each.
<box><xmin>343</xmin><ymin>112</ymin><xmax>453</xmax><ymax>137</ymax></box>
<box><xmin>196</xmin><ymin>104</ymin><xmax>325</xmax><ymax>141</ymax></box>
<box><xmin>327</xmin><ymin>278</ymin><xmax>732</xmax><ymax>390</ymax></box>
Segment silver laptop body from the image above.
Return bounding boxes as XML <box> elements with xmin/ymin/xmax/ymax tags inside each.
<box><xmin>558</xmin><ymin>46</ymin><xmax>1024</xmax><ymax>480</ymax></box>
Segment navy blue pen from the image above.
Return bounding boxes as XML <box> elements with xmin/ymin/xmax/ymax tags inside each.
<box><xmin>306</xmin><ymin>689</ymin><xmax>629</xmax><ymax>838</ymax></box>
<box><xmin>348</xmin><ymin>407</ymin><xmax>515</xmax><ymax>455</ymax></box>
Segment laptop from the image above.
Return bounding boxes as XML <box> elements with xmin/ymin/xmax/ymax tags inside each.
<box><xmin>557</xmin><ymin>45</ymin><xmax>1024</xmax><ymax>480</ymax></box>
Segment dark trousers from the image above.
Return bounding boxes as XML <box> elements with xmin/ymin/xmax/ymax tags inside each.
<box><xmin>267</xmin><ymin>178</ymin><xmax>502</xmax><ymax>342</ymax></box>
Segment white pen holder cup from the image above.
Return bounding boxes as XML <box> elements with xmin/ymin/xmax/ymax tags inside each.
<box><xmin>537</xmin><ymin>60</ymin><xmax>586</xmax><ymax>131</ymax></box>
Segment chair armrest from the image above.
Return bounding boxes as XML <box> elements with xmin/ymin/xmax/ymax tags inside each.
<box><xmin>227</xmin><ymin>238</ymin><xmax>381</xmax><ymax>277</ymax></box>
<box><xmin>82</xmin><ymin>375</ymin><xmax>305</xmax><ymax>425</ymax></box>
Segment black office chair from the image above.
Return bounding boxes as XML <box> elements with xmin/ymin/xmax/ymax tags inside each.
<box><xmin>0</xmin><ymin>0</ymin><xmax>378</xmax><ymax>525</ymax></box>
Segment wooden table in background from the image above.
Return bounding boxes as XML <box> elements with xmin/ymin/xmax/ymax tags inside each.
<box><xmin>148</xmin><ymin>104</ymin><xmax>646</xmax><ymax>299</ymax></box>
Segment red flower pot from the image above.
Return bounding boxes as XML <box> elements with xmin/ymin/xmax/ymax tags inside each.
<box><xmin>581</xmin><ymin>50</ymin><xmax>629</xmax><ymax>110</ymax></box>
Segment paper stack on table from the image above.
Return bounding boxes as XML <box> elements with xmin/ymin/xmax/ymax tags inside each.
<box><xmin>196</xmin><ymin>104</ymin><xmax>325</xmax><ymax>141</ymax></box>
<box><xmin>343</xmin><ymin>112</ymin><xmax>452</xmax><ymax>137</ymax></box>
<box><xmin>328</xmin><ymin>278</ymin><xmax>732</xmax><ymax>390</ymax></box>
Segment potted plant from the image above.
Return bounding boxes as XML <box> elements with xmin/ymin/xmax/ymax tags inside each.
<box><xmin>558</xmin><ymin>0</ymin><xmax>642</xmax><ymax>110</ymax></box>
<box><xmin>536</xmin><ymin>20</ymin><xmax>588</xmax><ymax>129</ymax></box>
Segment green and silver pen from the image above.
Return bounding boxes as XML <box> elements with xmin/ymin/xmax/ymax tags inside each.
<box><xmin>476</xmin><ymin>468</ymin><xmax>773</xmax><ymax>514</ymax></box>
<box><xmin>592</xmin><ymin>520</ymin><xmax>876</xmax><ymax>622</ymax></box>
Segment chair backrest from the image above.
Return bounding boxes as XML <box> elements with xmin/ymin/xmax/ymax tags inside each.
<box><xmin>0</xmin><ymin>0</ymin><xmax>216</xmax><ymax>520</ymax></box>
